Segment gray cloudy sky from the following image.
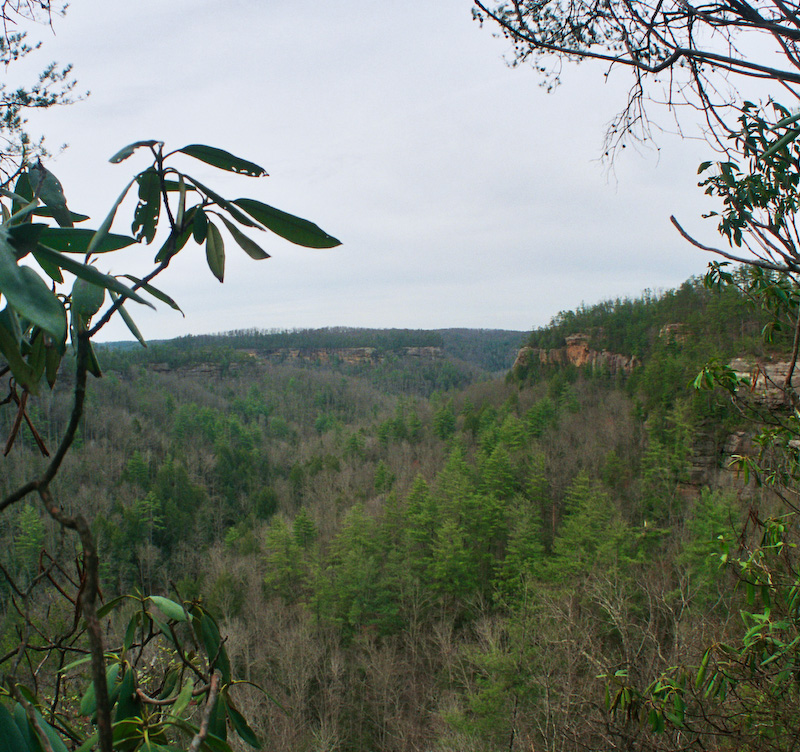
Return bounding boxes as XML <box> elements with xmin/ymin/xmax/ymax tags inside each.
<box><xmin>16</xmin><ymin>1</ymin><xmax>723</xmax><ymax>341</ymax></box>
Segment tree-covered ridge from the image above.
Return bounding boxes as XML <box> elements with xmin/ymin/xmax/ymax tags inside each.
<box><xmin>525</xmin><ymin>273</ymin><xmax>779</xmax><ymax>359</ymax></box>
<box><xmin>161</xmin><ymin>327</ymin><xmax>447</xmax><ymax>352</ymax></box>
<box><xmin>0</xmin><ymin>274</ymin><xmax>769</xmax><ymax>750</ymax></box>
<box><xmin>104</xmin><ymin>326</ymin><xmax>526</xmax><ymax>371</ymax></box>
<box><xmin>96</xmin><ymin>327</ymin><xmax>527</xmax><ymax>398</ymax></box>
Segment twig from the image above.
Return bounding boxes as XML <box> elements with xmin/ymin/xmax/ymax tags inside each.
<box><xmin>670</xmin><ymin>215</ymin><xmax>795</xmax><ymax>273</ymax></box>
<box><xmin>188</xmin><ymin>671</ymin><xmax>221</xmax><ymax>752</ymax></box>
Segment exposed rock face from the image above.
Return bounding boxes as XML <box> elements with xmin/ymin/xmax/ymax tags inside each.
<box><xmin>659</xmin><ymin>323</ymin><xmax>688</xmax><ymax>343</ymax></box>
<box><xmin>269</xmin><ymin>346</ymin><xmax>442</xmax><ymax>365</ymax></box>
<box><xmin>402</xmin><ymin>346</ymin><xmax>442</xmax><ymax>358</ymax></box>
<box><xmin>148</xmin><ymin>362</ymin><xmax>234</xmax><ymax>376</ymax></box>
<box><xmin>511</xmin><ymin>347</ymin><xmax>534</xmax><ymax>371</ymax></box>
<box><xmin>280</xmin><ymin>347</ymin><xmax>380</xmax><ymax>365</ymax></box>
<box><xmin>512</xmin><ymin>334</ymin><xmax>638</xmax><ymax>377</ymax></box>
<box><xmin>729</xmin><ymin>357</ymin><xmax>800</xmax><ymax>407</ymax></box>
<box><xmin>147</xmin><ymin>346</ymin><xmax>444</xmax><ymax>375</ymax></box>
<box><xmin>687</xmin><ymin>430</ymin><xmax>722</xmax><ymax>486</ymax></box>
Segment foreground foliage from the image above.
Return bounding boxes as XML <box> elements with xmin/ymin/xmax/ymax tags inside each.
<box><xmin>0</xmin><ymin>140</ymin><xmax>339</xmax><ymax>752</ymax></box>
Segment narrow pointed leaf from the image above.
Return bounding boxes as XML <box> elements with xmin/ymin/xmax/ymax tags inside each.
<box><xmin>0</xmin><ymin>304</ymin><xmax>21</xmax><ymax>343</ymax></box>
<box><xmin>233</xmin><ymin>198</ymin><xmax>340</xmax><ymax>248</ymax></box>
<box><xmin>13</xmin><ymin>704</ymin><xmax>37</xmax><ymax>751</ymax></box>
<box><xmin>122</xmin><ymin>275</ymin><xmax>183</xmax><ymax>313</ymax></box>
<box><xmin>87</xmin><ymin>178</ymin><xmax>137</xmax><ymax>256</ymax></box>
<box><xmin>217</xmin><ymin>214</ymin><xmax>270</xmax><ymax>259</ymax></box>
<box><xmin>162</xmin><ymin>179</ymin><xmax>197</xmax><ymax>192</ymax></box>
<box><xmin>85</xmin><ymin>338</ymin><xmax>102</xmax><ymax>378</ymax></box>
<box><xmin>205</xmin><ymin>221</ymin><xmax>225</xmax><ymax>282</ymax></box>
<box><xmin>80</xmin><ymin>663</ymin><xmax>121</xmax><ymax>717</ymax></box>
<box><xmin>31</xmin><ymin>247</ymin><xmax>64</xmax><ymax>283</ymax></box>
<box><xmin>190</xmin><ymin>606</ymin><xmax>231</xmax><ymax>683</ymax></box>
<box><xmin>169</xmin><ymin>679</ymin><xmax>194</xmax><ymax>720</ymax></box>
<box><xmin>32</xmin><ymin>207</ymin><xmax>90</xmax><ymax>223</ymax></box>
<box><xmin>193</xmin><ymin>208</ymin><xmax>208</xmax><ymax>243</ymax></box>
<box><xmin>75</xmin><ymin>732</ymin><xmax>99</xmax><ymax>752</ymax></box>
<box><xmin>11</xmin><ymin>171</ymin><xmax>33</xmax><ymax>214</ymax></box>
<box><xmin>109</xmin><ymin>140</ymin><xmax>161</xmax><ymax>164</ymax></box>
<box><xmin>123</xmin><ymin>611</ymin><xmax>141</xmax><ymax>651</ymax></box>
<box><xmin>177</xmin><ymin>145</ymin><xmax>267</xmax><ymax>177</ymax></box>
<box><xmin>154</xmin><ymin>210</ymin><xmax>198</xmax><ymax>263</ymax></box>
<box><xmin>29</xmin><ymin>163</ymin><xmax>72</xmax><ymax>228</ymax></box>
<box><xmin>45</xmin><ymin>344</ymin><xmax>62</xmax><ymax>387</ymax></box>
<box><xmin>96</xmin><ymin>595</ymin><xmax>130</xmax><ymax>619</ymax></box>
<box><xmin>39</xmin><ymin>228</ymin><xmax>136</xmax><ymax>254</ymax></box>
<box><xmin>114</xmin><ymin>668</ymin><xmax>142</xmax><ymax>722</ymax></box>
<box><xmin>132</xmin><ymin>169</ymin><xmax>161</xmax><ymax>244</ymax></box>
<box><xmin>58</xmin><ymin>655</ymin><xmax>94</xmax><ymax>674</ymax></box>
<box><xmin>149</xmin><ymin>595</ymin><xmax>188</xmax><ymax>622</ymax></box>
<box><xmin>176</xmin><ymin>175</ymin><xmax>186</xmax><ymax>229</ymax></box>
<box><xmin>173</xmin><ymin>207</ymin><xmax>197</xmax><ymax>254</ymax></box>
<box><xmin>109</xmin><ymin>292</ymin><xmax>146</xmax><ymax>347</ymax></box>
<box><xmin>226</xmin><ymin>701</ymin><xmax>260</xmax><ymax>748</ymax></box>
<box><xmin>209</xmin><ymin>694</ymin><xmax>227</xmax><ymax>741</ymax></box>
<box><xmin>775</xmin><ymin>110</ymin><xmax>800</xmax><ymax>129</ymax></box>
<box><xmin>27</xmin><ymin>329</ymin><xmax>46</xmax><ymax>383</ymax></box>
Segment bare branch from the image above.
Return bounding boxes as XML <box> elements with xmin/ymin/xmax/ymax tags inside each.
<box><xmin>188</xmin><ymin>672</ymin><xmax>222</xmax><ymax>752</ymax></box>
<box><xmin>670</xmin><ymin>215</ymin><xmax>797</xmax><ymax>271</ymax></box>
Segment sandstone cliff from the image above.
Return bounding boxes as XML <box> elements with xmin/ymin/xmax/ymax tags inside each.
<box><xmin>512</xmin><ymin>334</ymin><xmax>638</xmax><ymax>377</ymax></box>
<box><xmin>269</xmin><ymin>346</ymin><xmax>443</xmax><ymax>365</ymax></box>
<box><xmin>147</xmin><ymin>346</ymin><xmax>444</xmax><ymax>375</ymax></box>
<box><xmin>729</xmin><ymin>357</ymin><xmax>800</xmax><ymax>408</ymax></box>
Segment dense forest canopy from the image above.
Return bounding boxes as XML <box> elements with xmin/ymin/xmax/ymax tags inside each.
<box><xmin>97</xmin><ymin>327</ymin><xmax>528</xmax><ymax>393</ymax></box>
<box><xmin>4</xmin><ymin>272</ymin><xmax>799</xmax><ymax>751</ymax></box>
<box><xmin>526</xmin><ymin>273</ymin><xmax>782</xmax><ymax>358</ymax></box>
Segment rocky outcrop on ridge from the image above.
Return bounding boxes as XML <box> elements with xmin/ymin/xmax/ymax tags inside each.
<box><xmin>729</xmin><ymin>357</ymin><xmax>800</xmax><ymax>408</ymax></box>
<box><xmin>513</xmin><ymin>334</ymin><xmax>638</xmax><ymax>377</ymax></box>
<box><xmin>268</xmin><ymin>346</ymin><xmax>443</xmax><ymax>365</ymax></box>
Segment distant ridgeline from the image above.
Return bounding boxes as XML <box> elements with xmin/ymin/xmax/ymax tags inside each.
<box><xmin>99</xmin><ymin>327</ymin><xmax>528</xmax><ymax>390</ymax></box>
<box><xmin>511</xmin><ymin>275</ymin><xmax>783</xmax><ymax>387</ymax></box>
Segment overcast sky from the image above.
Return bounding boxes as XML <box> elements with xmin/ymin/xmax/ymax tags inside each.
<box><xmin>14</xmin><ymin>1</ymin><xmax>724</xmax><ymax>341</ymax></box>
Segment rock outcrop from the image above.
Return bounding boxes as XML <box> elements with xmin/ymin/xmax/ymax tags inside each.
<box><xmin>269</xmin><ymin>346</ymin><xmax>442</xmax><ymax>365</ymax></box>
<box><xmin>401</xmin><ymin>346</ymin><xmax>442</xmax><ymax>358</ymax></box>
<box><xmin>278</xmin><ymin>347</ymin><xmax>380</xmax><ymax>365</ymax></box>
<box><xmin>512</xmin><ymin>334</ymin><xmax>638</xmax><ymax>377</ymax></box>
<box><xmin>729</xmin><ymin>357</ymin><xmax>800</xmax><ymax>407</ymax></box>
<box><xmin>148</xmin><ymin>362</ymin><xmax>237</xmax><ymax>376</ymax></box>
<box><xmin>659</xmin><ymin>323</ymin><xmax>688</xmax><ymax>344</ymax></box>
<box><xmin>146</xmin><ymin>345</ymin><xmax>444</xmax><ymax>376</ymax></box>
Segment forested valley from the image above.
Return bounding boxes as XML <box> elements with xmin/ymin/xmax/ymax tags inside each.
<box><xmin>2</xmin><ymin>272</ymin><xmax>796</xmax><ymax>751</ymax></box>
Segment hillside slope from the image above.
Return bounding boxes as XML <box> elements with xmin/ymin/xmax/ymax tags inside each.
<box><xmin>1</xmin><ymin>275</ymin><xmax>791</xmax><ymax>751</ymax></box>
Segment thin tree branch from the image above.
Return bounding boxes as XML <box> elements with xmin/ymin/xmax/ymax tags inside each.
<box><xmin>188</xmin><ymin>672</ymin><xmax>221</xmax><ymax>752</ymax></box>
<box><xmin>670</xmin><ymin>215</ymin><xmax>797</xmax><ymax>272</ymax></box>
